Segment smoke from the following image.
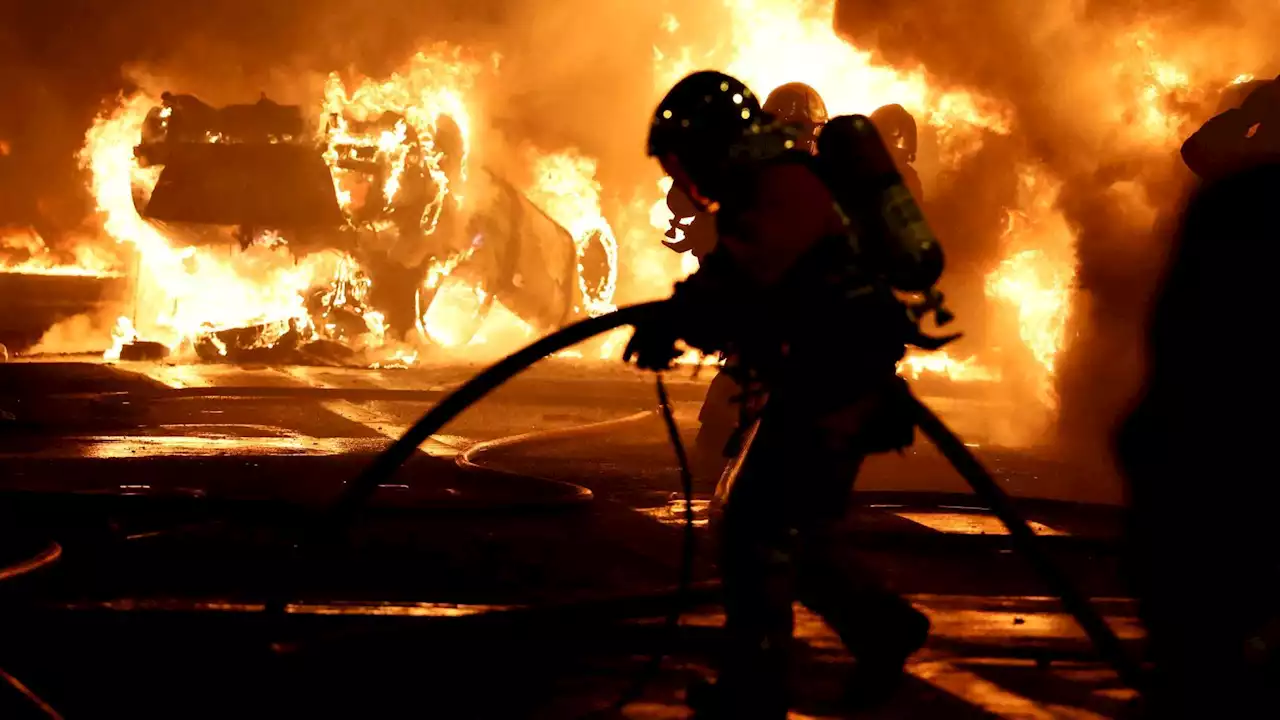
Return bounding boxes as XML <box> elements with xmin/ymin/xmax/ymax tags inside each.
<box><xmin>833</xmin><ymin>0</ymin><xmax>1277</xmax><ymax>454</ymax></box>
<box><xmin>486</xmin><ymin>1</ymin><xmax>666</xmax><ymax>181</ymax></box>
<box><xmin>30</xmin><ymin>310</ymin><xmax>120</xmax><ymax>356</ymax></box>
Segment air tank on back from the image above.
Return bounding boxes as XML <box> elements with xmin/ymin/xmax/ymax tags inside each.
<box><xmin>817</xmin><ymin>114</ymin><xmax>944</xmax><ymax>294</ymax></box>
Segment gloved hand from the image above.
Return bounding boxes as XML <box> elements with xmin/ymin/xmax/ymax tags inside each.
<box><xmin>625</xmin><ymin>253</ymin><xmax>745</xmax><ymax>370</ymax></box>
<box><xmin>623</xmin><ymin>308</ymin><xmax>684</xmax><ymax>371</ymax></box>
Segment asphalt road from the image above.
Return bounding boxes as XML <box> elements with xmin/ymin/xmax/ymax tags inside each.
<box><xmin>0</xmin><ymin>357</ymin><xmax>1142</xmax><ymax>718</ymax></box>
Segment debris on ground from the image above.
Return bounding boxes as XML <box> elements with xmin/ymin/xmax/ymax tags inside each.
<box><xmin>119</xmin><ymin>341</ymin><xmax>170</xmax><ymax>362</ymax></box>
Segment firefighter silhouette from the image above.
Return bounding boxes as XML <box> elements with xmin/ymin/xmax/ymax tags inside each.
<box><xmin>664</xmin><ymin>82</ymin><xmax>833</xmax><ymax>491</ymax></box>
<box><xmin>869</xmin><ymin>103</ymin><xmax>924</xmax><ymax>200</ymax></box>
<box><xmin>1118</xmin><ymin>161</ymin><xmax>1280</xmax><ymax>718</ymax></box>
<box><xmin>630</xmin><ymin>71</ymin><xmax>938</xmax><ymax>718</ymax></box>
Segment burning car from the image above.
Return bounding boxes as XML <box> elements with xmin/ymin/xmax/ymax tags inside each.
<box><xmin>135</xmin><ymin>93</ymin><xmax>346</xmax><ymax>245</ymax></box>
<box><xmin>125</xmin><ymin>91</ymin><xmax>609</xmax><ymax>361</ymax></box>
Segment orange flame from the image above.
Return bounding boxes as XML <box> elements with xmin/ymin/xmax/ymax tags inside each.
<box><xmin>525</xmin><ymin>150</ymin><xmax>620</xmax><ymax>315</ymax></box>
<box><xmin>0</xmin><ymin>227</ymin><xmax>123</xmax><ymax>277</ymax></box>
<box><xmin>321</xmin><ymin>46</ymin><xmax>482</xmax><ymax>233</ymax></box>
<box><xmin>654</xmin><ymin>0</ymin><xmax>1012</xmax><ymax>166</ymax></box>
<box><xmin>80</xmin><ymin>93</ymin><xmax>337</xmax><ymax>357</ymax></box>
<box><xmin>897</xmin><ymin>350</ymin><xmax>999</xmax><ymax>383</ymax></box>
<box><xmin>65</xmin><ymin>5</ymin><xmax>1255</xmax><ymax>389</ymax></box>
<box><xmin>103</xmin><ymin>316</ymin><xmax>140</xmax><ymax>362</ymax></box>
<box><xmin>985</xmin><ymin>166</ymin><xmax>1078</xmax><ymax>408</ymax></box>
<box><xmin>76</xmin><ymin>49</ymin><xmax>562</xmax><ymax>364</ymax></box>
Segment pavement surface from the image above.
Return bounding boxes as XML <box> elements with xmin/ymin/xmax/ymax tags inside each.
<box><xmin>0</xmin><ymin>355</ymin><xmax>1143</xmax><ymax>718</ymax></box>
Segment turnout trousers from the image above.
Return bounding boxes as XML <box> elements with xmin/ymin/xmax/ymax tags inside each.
<box><xmin>708</xmin><ymin>399</ymin><xmax>929</xmax><ymax>718</ymax></box>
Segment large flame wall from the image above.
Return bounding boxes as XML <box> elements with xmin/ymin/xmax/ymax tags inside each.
<box><xmin>4</xmin><ymin>0</ymin><xmax>1274</xmax><ymax>452</ymax></box>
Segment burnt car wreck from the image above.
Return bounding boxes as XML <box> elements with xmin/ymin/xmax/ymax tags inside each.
<box><xmin>127</xmin><ymin>92</ymin><xmax>603</xmax><ymax>363</ymax></box>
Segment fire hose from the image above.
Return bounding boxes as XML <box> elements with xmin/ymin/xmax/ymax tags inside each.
<box><xmin>909</xmin><ymin>400</ymin><xmax>1146</xmax><ymax>691</ymax></box>
<box><xmin>315</xmin><ymin>300</ymin><xmax>1146</xmax><ymax>704</ymax></box>
<box><xmin>316</xmin><ymin>301</ymin><xmax>666</xmax><ymax>538</ymax></box>
<box><xmin>0</xmin><ymin>544</ymin><xmax>65</xmax><ymax>720</ymax></box>
<box><xmin>590</xmin><ymin>374</ymin><xmax>698</xmax><ymax>716</ymax></box>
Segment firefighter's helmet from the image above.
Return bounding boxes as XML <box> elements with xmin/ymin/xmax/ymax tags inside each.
<box><xmin>763</xmin><ymin>82</ymin><xmax>827</xmax><ymax>153</ymax></box>
<box><xmin>869</xmin><ymin>104</ymin><xmax>919</xmax><ymax>164</ymax></box>
<box><xmin>647</xmin><ymin>71</ymin><xmax>769</xmax><ymax>210</ymax></box>
<box><xmin>647</xmin><ymin>71</ymin><xmax>766</xmax><ymax>158</ymax></box>
<box><xmin>763</xmin><ymin>83</ymin><xmax>828</xmax><ymax>126</ymax></box>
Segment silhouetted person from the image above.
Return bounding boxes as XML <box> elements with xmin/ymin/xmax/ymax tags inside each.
<box><xmin>660</xmin><ymin>83</ymin><xmax>832</xmax><ymax>491</ymax></box>
<box><xmin>630</xmin><ymin>71</ymin><xmax>943</xmax><ymax>719</ymax></box>
<box><xmin>1116</xmin><ymin>163</ymin><xmax>1280</xmax><ymax>718</ymax></box>
<box><xmin>869</xmin><ymin>104</ymin><xmax>924</xmax><ymax>201</ymax></box>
